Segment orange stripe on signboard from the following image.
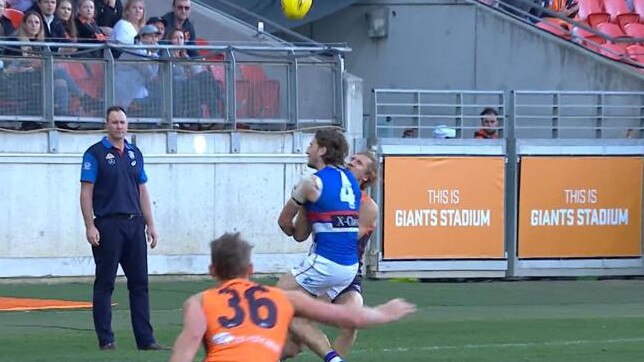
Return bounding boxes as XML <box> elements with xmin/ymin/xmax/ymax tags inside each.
<box><xmin>383</xmin><ymin>156</ymin><xmax>505</xmax><ymax>259</ymax></box>
<box><xmin>518</xmin><ymin>156</ymin><xmax>643</xmax><ymax>258</ymax></box>
<box><xmin>0</xmin><ymin>297</ymin><xmax>94</xmax><ymax>312</ymax></box>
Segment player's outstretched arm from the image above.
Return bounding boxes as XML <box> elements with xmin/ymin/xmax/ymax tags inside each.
<box><xmin>170</xmin><ymin>294</ymin><xmax>208</xmax><ymax>362</ymax></box>
<box><xmin>287</xmin><ymin>290</ymin><xmax>416</xmax><ymax>329</ymax></box>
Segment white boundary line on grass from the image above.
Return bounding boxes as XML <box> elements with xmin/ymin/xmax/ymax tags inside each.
<box><xmin>352</xmin><ymin>337</ymin><xmax>644</xmax><ymax>354</ymax></box>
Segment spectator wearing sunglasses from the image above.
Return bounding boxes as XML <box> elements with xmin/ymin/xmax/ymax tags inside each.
<box><xmin>161</xmin><ymin>0</ymin><xmax>198</xmax><ymax>58</ymax></box>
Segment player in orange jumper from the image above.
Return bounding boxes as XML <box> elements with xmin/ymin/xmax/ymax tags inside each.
<box><xmin>169</xmin><ymin>232</ymin><xmax>416</xmax><ymax>362</ymax></box>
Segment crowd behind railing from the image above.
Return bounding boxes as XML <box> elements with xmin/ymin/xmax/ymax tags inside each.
<box><xmin>0</xmin><ymin>0</ymin><xmax>344</xmax><ymax>131</ymax></box>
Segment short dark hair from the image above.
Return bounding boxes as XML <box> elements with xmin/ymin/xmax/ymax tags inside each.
<box><xmin>480</xmin><ymin>107</ymin><xmax>498</xmax><ymax>117</ymax></box>
<box><xmin>356</xmin><ymin>151</ymin><xmax>378</xmax><ymax>189</ymax></box>
<box><xmin>210</xmin><ymin>232</ymin><xmax>253</xmax><ymax>280</ymax></box>
<box><xmin>105</xmin><ymin>105</ymin><xmax>126</xmax><ymax>121</ymax></box>
<box><xmin>314</xmin><ymin>128</ymin><xmax>349</xmax><ymax>167</ymax></box>
<box><xmin>146</xmin><ymin>16</ymin><xmax>167</xmax><ymax>26</ymax></box>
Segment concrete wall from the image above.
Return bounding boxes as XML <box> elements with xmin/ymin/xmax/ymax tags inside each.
<box><xmin>0</xmin><ymin>72</ymin><xmax>364</xmax><ymax>278</ymax></box>
<box><xmin>295</xmin><ymin>0</ymin><xmax>644</xmax><ymax>113</ymax></box>
<box><xmin>0</xmin><ymin>133</ymin><xmax>319</xmax><ymax>277</ymax></box>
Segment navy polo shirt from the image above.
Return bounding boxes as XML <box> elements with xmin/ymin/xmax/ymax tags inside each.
<box><xmin>80</xmin><ymin>137</ymin><xmax>148</xmax><ymax>217</ymax></box>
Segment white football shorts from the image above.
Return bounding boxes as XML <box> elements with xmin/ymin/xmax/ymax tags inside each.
<box><xmin>291</xmin><ymin>252</ymin><xmax>359</xmax><ymax>300</ymax></box>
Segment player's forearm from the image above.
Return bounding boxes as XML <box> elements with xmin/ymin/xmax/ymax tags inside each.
<box><xmin>278</xmin><ymin>218</ymin><xmax>295</xmax><ymax>236</ymax></box>
<box><xmin>169</xmin><ymin>334</ymin><xmax>200</xmax><ymax>362</ymax></box>
<box><xmin>278</xmin><ymin>201</ymin><xmax>300</xmax><ymax>236</ymax></box>
<box><xmin>352</xmin><ymin>307</ymin><xmax>389</xmax><ymax>327</ymax></box>
<box><xmin>292</xmin><ymin>209</ymin><xmax>311</xmax><ymax>241</ymax></box>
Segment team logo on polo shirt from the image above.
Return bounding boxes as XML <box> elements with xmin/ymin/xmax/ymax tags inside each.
<box><xmin>128</xmin><ymin>150</ymin><xmax>135</xmax><ymax>160</ymax></box>
<box><xmin>105</xmin><ymin>153</ymin><xmax>116</xmax><ymax>165</ymax></box>
<box><xmin>83</xmin><ymin>161</ymin><xmax>92</xmax><ymax>170</ymax></box>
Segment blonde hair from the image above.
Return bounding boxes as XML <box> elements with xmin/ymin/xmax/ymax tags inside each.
<box><xmin>356</xmin><ymin>151</ymin><xmax>378</xmax><ymax>189</ymax></box>
<box><xmin>123</xmin><ymin>0</ymin><xmax>146</xmax><ymax>30</ymax></box>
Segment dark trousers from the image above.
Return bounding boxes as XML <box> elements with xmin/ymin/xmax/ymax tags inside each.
<box><xmin>92</xmin><ymin>216</ymin><xmax>155</xmax><ymax>347</ymax></box>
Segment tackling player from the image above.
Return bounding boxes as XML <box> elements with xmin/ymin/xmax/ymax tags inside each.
<box><xmin>169</xmin><ymin>232</ymin><xmax>416</xmax><ymax>362</ymax></box>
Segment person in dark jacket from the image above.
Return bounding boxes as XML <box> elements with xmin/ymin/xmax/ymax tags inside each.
<box><xmin>28</xmin><ymin>0</ymin><xmax>67</xmax><ymax>41</ymax></box>
<box><xmin>0</xmin><ymin>0</ymin><xmax>17</xmax><ymax>39</ymax></box>
<box><xmin>94</xmin><ymin>0</ymin><xmax>122</xmax><ymax>36</ymax></box>
<box><xmin>161</xmin><ymin>0</ymin><xmax>198</xmax><ymax>58</ymax></box>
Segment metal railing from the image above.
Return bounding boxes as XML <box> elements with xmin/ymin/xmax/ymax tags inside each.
<box><xmin>372</xmin><ymin>89</ymin><xmax>644</xmax><ymax>140</ymax></box>
<box><xmin>0</xmin><ymin>41</ymin><xmax>346</xmax><ymax>131</ymax></box>
<box><xmin>371</xmin><ymin>89</ymin><xmax>505</xmax><ymax>139</ymax></box>
<box><xmin>513</xmin><ymin>91</ymin><xmax>644</xmax><ymax>139</ymax></box>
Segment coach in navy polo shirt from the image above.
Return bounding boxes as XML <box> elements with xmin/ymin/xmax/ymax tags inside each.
<box><xmin>80</xmin><ymin>105</ymin><xmax>165</xmax><ymax>351</ymax></box>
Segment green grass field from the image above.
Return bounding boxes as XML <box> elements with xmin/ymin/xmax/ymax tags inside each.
<box><xmin>1</xmin><ymin>277</ymin><xmax>643</xmax><ymax>361</ymax></box>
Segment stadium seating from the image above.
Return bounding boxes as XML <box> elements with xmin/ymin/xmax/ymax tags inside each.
<box><xmin>596</xmin><ymin>22</ymin><xmax>628</xmax><ymax>39</ymax></box>
<box><xmin>600</xmin><ymin>42</ymin><xmax>628</xmax><ymax>59</ymax></box>
<box><xmin>526</xmin><ymin>0</ymin><xmax>643</xmax><ymax>65</ymax></box>
<box><xmin>577</xmin><ymin>0</ymin><xmax>610</xmax><ymax>26</ymax></box>
<box><xmin>3</xmin><ymin>8</ymin><xmax>23</xmax><ymax>29</ymax></box>
<box><xmin>622</xmin><ymin>22</ymin><xmax>644</xmax><ymax>38</ymax></box>
<box><xmin>603</xmin><ymin>0</ymin><xmax>640</xmax><ymax>28</ymax></box>
<box><xmin>626</xmin><ymin>44</ymin><xmax>644</xmax><ymax>63</ymax></box>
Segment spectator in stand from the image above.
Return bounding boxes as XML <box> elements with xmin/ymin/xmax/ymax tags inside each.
<box><xmin>474</xmin><ymin>107</ymin><xmax>500</xmax><ymax>139</ymax></box>
<box><xmin>0</xmin><ymin>0</ymin><xmax>17</xmax><ymax>39</ymax></box>
<box><xmin>76</xmin><ymin>0</ymin><xmax>107</xmax><ymax>58</ymax></box>
<box><xmin>28</xmin><ymin>0</ymin><xmax>67</xmax><ymax>41</ymax></box>
<box><xmin>57</xmin><ymin>0</ymin><xmax>78</xmax><ymax>40</ymax></box>
<box><xmin>54</xmin><ymin>0</ymin><xmax>89</xmax><ymax>121</ymax></box>
<box><xmin>146</xmin><ymin>16</ymin><xmax>166</xmax><ymax>44</ymax></box>
<box><xmin>162</xmin><ymin>0</ymin><xmax>197</xmax><ymax>58</ymax></box>
<box><xmin>7</xmin><ymin>0</ymin><xmax>33</xmax><ymax>12</ymax></box>
<box><xmin>164</xmin><ymin>28</ymin><xmax>220</xmax><ymax>122</ymax></box>
<box><xmin>402</xmin><ymin>128</ymin><xmax>416</xmax><ymax>138</ymax></box>
<box><xmin>164</xmin><ymin>28</ymin><xmax>191</xmax><ymax>118</ymax></box>
<box><xmin>4</xmin><ymin>11</ymin><xmax>46</xmax><ymax>124</ymax></box>
<box><xmin>109</xmin><ymin>0</ymin><xmax>145</xmax><ymax>57</ymax></box>
<box><xmin>114</xmin><ymin>24</ymin><xmax>160</xmax><ymax>113</ymax></box>
<box><xmin>94</xmin><ymin>0</ymin><xmax>122</xmax><ymax>36</ymax></box>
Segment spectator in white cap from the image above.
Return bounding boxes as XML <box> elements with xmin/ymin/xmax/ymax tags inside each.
<box><xmin>433</xmin><ymin>125</ymin><xmax>456</xmax><ymax>139</ymax></box>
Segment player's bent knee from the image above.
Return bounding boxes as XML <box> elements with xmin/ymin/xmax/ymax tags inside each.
<box><xmin>334</xmin><ymin>290</ymin><xmax>363</xmax><ymax>307</ymax></box>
